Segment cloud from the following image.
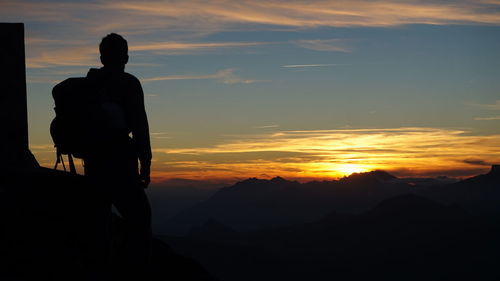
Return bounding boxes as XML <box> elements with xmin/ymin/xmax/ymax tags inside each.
<box><xmin>33</xmin><ymin>127</ymin><xmax>500</xmax><ymax>181</ymax></box>
<box><xmin>151</xmin><ymin>132</ymin><xmax>171</xmax><ymax>139</ymax></box>
<box><xmin>130</xmin><ymin>41</ymin><xmax>267</xmax><ymax>54</ymax></box>
<box><xmin>143</xmin><ymin>68</ymin><xmax>259</xmax><ymax>84</ymax></box>
<box><xmin>5</xmin><ymin>1</ymin><xmax>500</xmax><ymax>38</ymax></box>
<box><xmin>474</xmin><ymin>116</ymin><xmax>500</xmax><ymax>121</ymax></box>
<box><xmin>151</xmin><ymin>127</ymin><xmax>500</xmax><ymax>180</ymax></box>
<box><xmin>254</xmin><ymin>124</ymin><xmax>280</xmax><ymax>129</ymax></box>
<box><xmin>26</xmin><ymin>44</ymin><xmax>97</xmax><ymax>68</ymax></box>
<box><xmin>24</xmin><ymin>37</ymin><xmax>267</xmax><ymax>68</ymax></box>
<box><xmin>463</xmin><ymin>159</ymin><xmax>490</xmax><ymax>166</ymax></box>
<box><xmin>30</xmin><ymin>144</ymin><xmax>55</xmax><ymax>151</ymax></box>
<box><xmin>470</xmin><ymin>100</ymin><xmax>500</xmax><ymax>110</ymax></box>
<box><xmin>282</xmin><ymin>64</ymin><xmax>344</xmax><ymax>68</ymax></box>
<box><xmin>294</xmin><ymin>39</ymin><xmax>352</xmax><ymax>52</ymax></box>
<box><xmin>1</xmin><ymin>1</ymin><xmax>97</xmax><ymax>23</ymax></box>
<box><xmin>12</xmin><ymin>1</ymin><xmax>500</xmax><ymax>70</ymax></box>
<box><xmin>99</xmin><ymin>0</ymin><xmax>500</xmax><ymax>32</ymax></box>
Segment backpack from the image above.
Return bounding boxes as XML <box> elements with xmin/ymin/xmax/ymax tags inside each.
<box><xmin>50</xmin><ymin>76</ymin><xmax>118</xmax><ymax>173</ymax></box>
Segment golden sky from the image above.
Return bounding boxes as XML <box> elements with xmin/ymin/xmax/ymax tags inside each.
<box><xmin>150</xmin><ymin>127</ymin><xmax>500</xmax><ymax>181</ymax></box>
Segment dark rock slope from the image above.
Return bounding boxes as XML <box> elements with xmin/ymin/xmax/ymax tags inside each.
<box><xmin>0</xmin><ymin>167</ymin><xmax>216</xmax><ymax>281</ymax></box>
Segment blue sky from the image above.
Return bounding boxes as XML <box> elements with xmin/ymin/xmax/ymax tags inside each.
<box><xmin>3</xmin><ymin>0</ymin><xmax>500</xmax><ymax>181</ymax></box>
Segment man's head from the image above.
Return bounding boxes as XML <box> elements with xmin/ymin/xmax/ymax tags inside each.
<box><xmin>99</xmin><ymin>33</ymin><xmax>128</xmax><ymax>67</ymax></box>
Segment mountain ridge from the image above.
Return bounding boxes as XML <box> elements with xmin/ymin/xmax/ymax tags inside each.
<box><xmin>162</xmin><ymin>166</ymin><xmax>499</xmax><ymax>235</ymax></box>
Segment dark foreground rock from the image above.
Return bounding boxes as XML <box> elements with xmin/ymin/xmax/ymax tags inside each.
<box><xmin>0</xmin><ymin>167</ymin><xmax>216</xmax><ymax>281</ymax></box>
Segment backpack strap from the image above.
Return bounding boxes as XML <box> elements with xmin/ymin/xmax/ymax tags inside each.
<box><xmin>54</xmin><ymin>149</ymin><xmax>77</xmax><ymax>174</ymax></box>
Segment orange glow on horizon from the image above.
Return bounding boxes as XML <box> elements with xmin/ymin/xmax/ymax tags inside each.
<box><xmin>32</xmin><ymin>127</ymin><xmax>500</xmax><ymax>183</ymax></box>
<box><xmin>147</xmin><ymin>127</ymin><xmax>500</xmax><ymax>182</ymax></box>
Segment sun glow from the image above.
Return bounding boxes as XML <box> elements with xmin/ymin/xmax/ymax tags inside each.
<box><xmin>336</xmin><ymin>164</ymin><xmax>370</xmax><ymax>177</ymax></box>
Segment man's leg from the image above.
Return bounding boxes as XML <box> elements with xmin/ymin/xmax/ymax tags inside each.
<box><xmin>82</xmin><ymin>159</ymin><xmax>113</xmax><ymax>280</ymax></box>
<box><xmin>111</xmin><ymin>182</ymin><xmax>152</xmax><ymax>279</ymax></box>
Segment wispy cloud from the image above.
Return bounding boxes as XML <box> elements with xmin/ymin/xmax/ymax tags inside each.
<box><xmin>12</xmin><ymin>1</ymin><xmax>500</xmax><ymax>69</ymax></box>
<box><xmin>151</xmin><ymin>132</ymin><xmax>172</xmax><ymax>139</ymax></box>
<box><xmin>469</xmin><ymin>100</ymin><xmax>500</xmax><ymax>110</ymax></box>
<box><xmin>99</xmin><ymin>0</ymin><xmax>500</xmax><ymax>32</ymax></box>
<box><xmin>474</xmin><ymin>116</ymin><xmax>500</xmax><ymax>121</ymax></box>
<box><xmin>130</xmin><ymin>41</ymin><xmax>267</xmax><ymax>54</ymax></box>
<box><xmin>143</xmin><ymin>68</ymin><xmax>259</xmax><ymax>84</ymax></box>
<box><xmin>30</xmin><ymin>144</ymin><xmax>55</xmax><ymax>151</ymax></box>
<box><xmin>5</xmin><ymin>1</ymin><xmax>500</xmax><ymax>37</ymax></box>
<box><xmin>26</xmin><ymin>44</ymin><xmax>97</xmax><ymax>68</ymax></box>
<box><xmin>24</xmin><ymin>38</ymin><xmax>268</xmax><ymax>69</ymax></box>
<box><xmin>282</xmin><ymin>63</ymin><xmax>346</xmax><ymax>68</ymax></box>
<box><xmin>254</xmin><ymin>124</ymin><xmax>280</xmax><ymax>129</ymax></box>
<box><xmin>294</xmin><ymin>39</ymin><xmax>352</xmax><ymax>52</ymax></box>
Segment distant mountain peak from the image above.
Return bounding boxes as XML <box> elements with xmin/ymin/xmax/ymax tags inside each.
<box><xmin>343</xmin><ymin>170</ymin><xmax>396</xmax><ymax>182</ymax></box>
<box><xmin>232</xmin><ymin>177</ymin><xmax>262</xmax><ymax>186</ymax></box>
<box><xmin>234</xmin><ymin>176</ymin><xmax>295</xmax><ymax>187</ymax></box>
<box><xmin>270</xmin><ymin>176</ymin><xmax>297</xmax><ymax>184</ymax></box>
<box><xmin>271</xmin><ymin>176</ymin><xmax>286</xmax><ymax>182</ymax></box>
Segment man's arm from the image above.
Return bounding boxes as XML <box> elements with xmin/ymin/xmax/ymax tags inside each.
<box><xmin>127</xmin><ymin>76</ymin><xmax>152</xmax><ymax>187</ymax></box>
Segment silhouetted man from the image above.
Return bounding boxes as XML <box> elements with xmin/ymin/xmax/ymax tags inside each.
<box><xmin>83</xmin><ymin>33</ymin><xmax>152</xmax><ymax>280</ymax></box>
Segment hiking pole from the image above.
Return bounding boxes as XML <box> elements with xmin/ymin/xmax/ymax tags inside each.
<box><xmin>53</xmin><ymin>152</ymin><xmax>60</xmax><ymax>170</ymax></box>
<box><xmin>68</xmin><ymin>154</ymin><xmax>76</xmax><ymax>174</ymax></box>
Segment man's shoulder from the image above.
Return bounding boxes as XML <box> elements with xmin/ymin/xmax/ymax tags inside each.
<box><xmin>86</xmin><ymin>68</ymin><xmax>141</xmax><ymax>86</ymax></box>
<box><xmin>114</xmin><ymin>72</ymin><xmax>143</xmax><ymax>95</ymax></box>
<box><xmin>121</xmin><ymin>72</ymin><xmax>142</xmax><ymax>85</ymax></box>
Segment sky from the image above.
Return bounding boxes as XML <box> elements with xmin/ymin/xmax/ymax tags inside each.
<box><xmin>3</xmin><ymin>0</ymin><xmax>500</xmax><ymax>182</ymax></box>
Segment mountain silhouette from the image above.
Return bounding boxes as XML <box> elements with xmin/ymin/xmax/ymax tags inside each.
<box><xmin>163</xmin><ymin>193</ymin><xmax>500</xmax><ymax>281</ymax></box>
<box><xmin>424</xmin><ymin>165</ymin><xmax>500</xmax><ymax>214</ymax></box>
<box><xmin>163</xmin><ymin>167</ymin><xmax>499</xmax><ymax>235</ymax></box>
<box><xmin>363</xmin><ymin>193</ymin><xmax>467</xmax><ymax>221</ymax></box>
<box><xmin>163</xmin><ymin>172</ymin><xmax>418</xmax><ymax>234</ymax></box>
